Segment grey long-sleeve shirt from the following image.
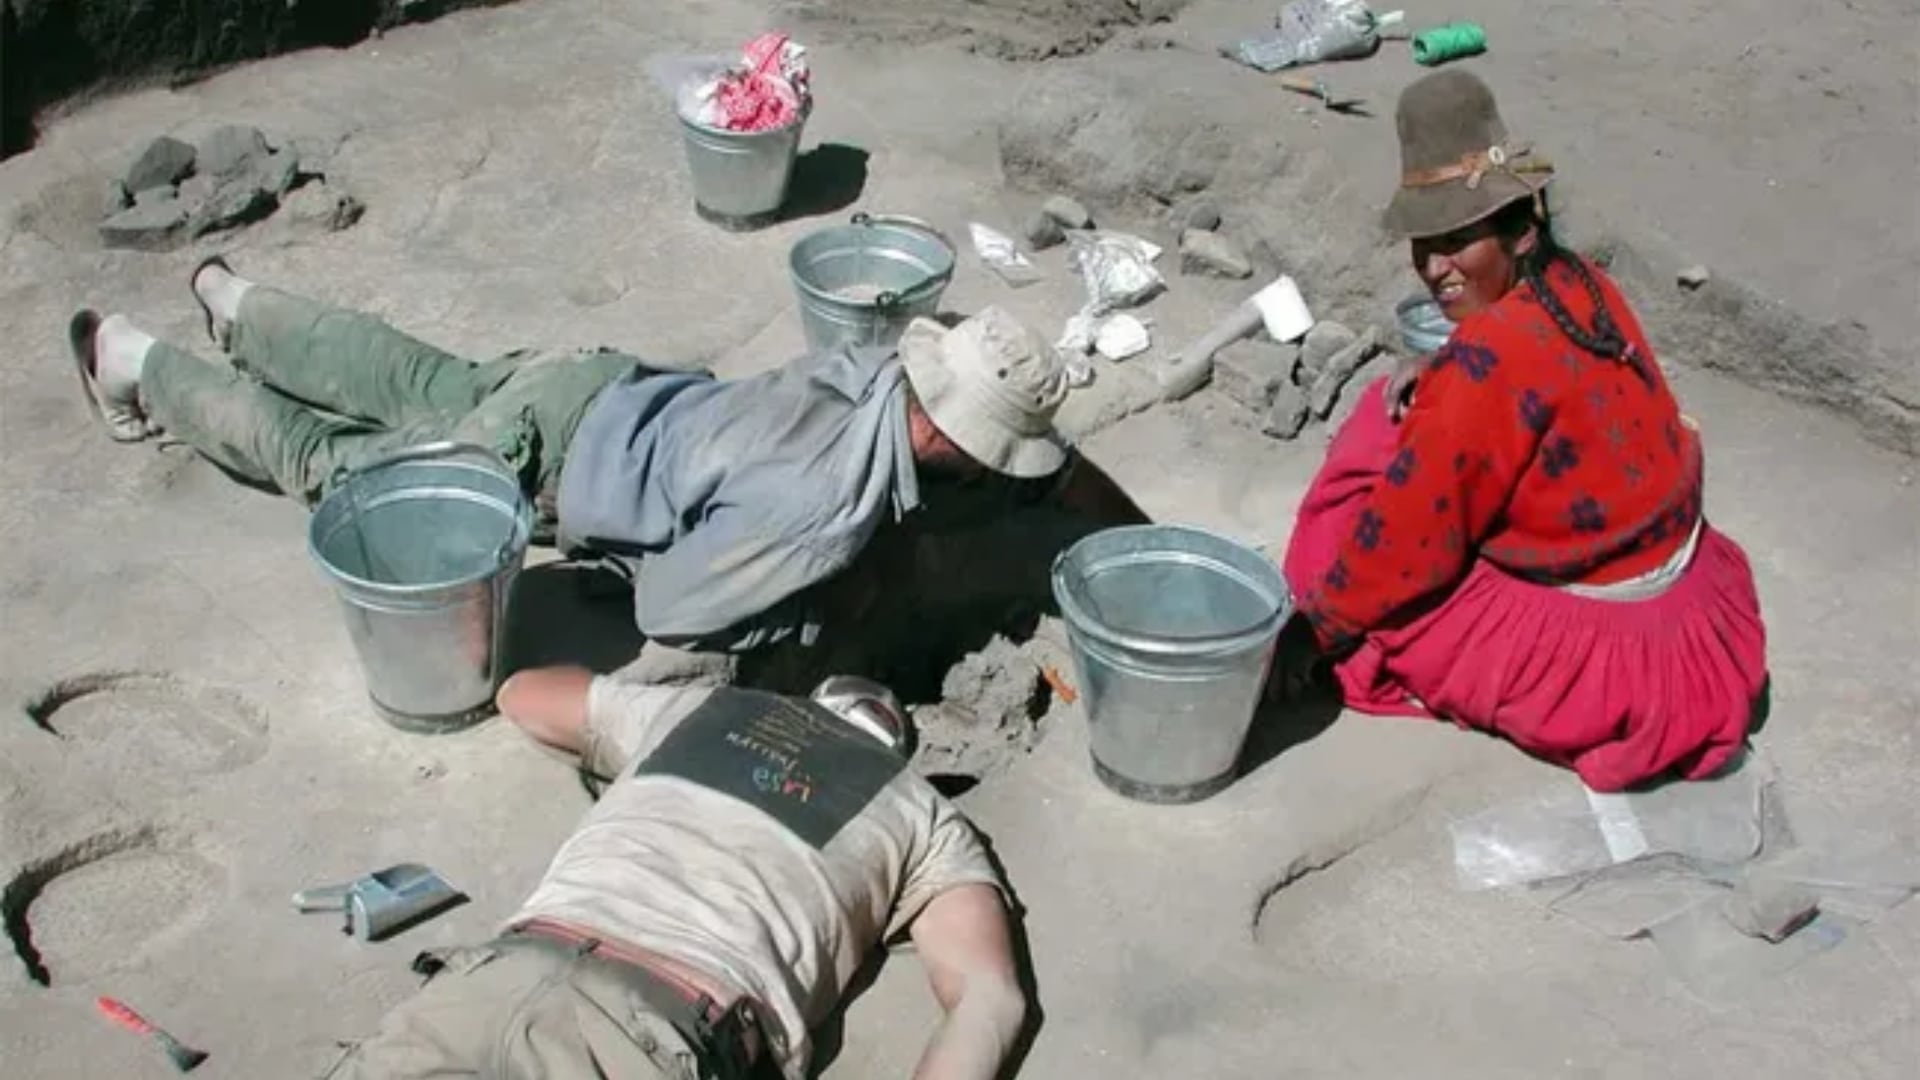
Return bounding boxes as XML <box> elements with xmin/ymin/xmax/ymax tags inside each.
<box><xmin>555</xmin><ymin>346</ymin><xmax>920</xmax><ymax>651</ymax></box>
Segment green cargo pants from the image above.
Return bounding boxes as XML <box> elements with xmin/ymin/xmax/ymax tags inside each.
<box><xmin>140</xmin><ymin>286</ymin><xmax>639</xmax><ymax>517</ymax></box>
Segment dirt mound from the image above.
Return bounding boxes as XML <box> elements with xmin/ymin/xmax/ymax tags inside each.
<box><xmin>996</xmin><ymin>53</ymin><xmax>1920</xmax><ymax>453</ymax></box>
<box><xmin>912</xmin><ymin>635</ymin><xmax>1048</xmax><ymax>781</ymax></box>
<box><xmin>996</xmin><ymin>53</ymin><xmax>1410</xmax><ymax>349</ymax></box>
<box><xmin>783</xmin><ymin>0</ymin><xmax>1186</xmax><ymax>61</ymax></box>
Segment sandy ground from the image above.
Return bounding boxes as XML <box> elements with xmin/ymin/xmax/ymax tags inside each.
<box><xmin>1</xmin><ymin>1</ymin><xmax>1916</xmax><ymax>1077</ymax></box>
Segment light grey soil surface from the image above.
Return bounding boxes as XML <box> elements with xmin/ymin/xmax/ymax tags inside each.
<box><xmin>1</xmin><ymin>1</ymin><xmax>1915</xmax><ymax>1078</ymax></box>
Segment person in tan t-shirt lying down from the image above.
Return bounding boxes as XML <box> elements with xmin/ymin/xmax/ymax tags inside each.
<box><xmin>327</xmin><ymin>665</ymin><xmax>1027</xmax><ymax>1080</ymax></box>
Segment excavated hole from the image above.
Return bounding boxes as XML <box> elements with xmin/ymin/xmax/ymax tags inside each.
<box><xmin>23</xmin><ymin>670</ymin><xmax>269</xmax><ymax>776</ymax></box>
<box><xmin>3</xmin><ymin>827</ymin><xmax>224</xmax><ymax>988</ymax></box>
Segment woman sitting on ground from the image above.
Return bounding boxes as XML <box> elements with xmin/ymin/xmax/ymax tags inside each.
<box><xmin>1281</xmin><ymin>70</ymin><xmax>1769</xmax><ymax>791</ymax></box>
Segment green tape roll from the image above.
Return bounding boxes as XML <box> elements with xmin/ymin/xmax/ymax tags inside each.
<box><xmin>1412</xmin><ymin>23</ymin><xmax>1488</xmax><ymax>66</ymax></box>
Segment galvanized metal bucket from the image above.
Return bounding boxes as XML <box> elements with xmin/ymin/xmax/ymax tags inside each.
<box><xmin>789</xmin><ymin>212</ymin><xmax>955</xmax><ymax>351</ymax></box>
<box><xmin>308</xmin><ymin>443</ymin><xmax>533</xmax><ymax>734</ymax></box>
<box><xmin>1051</xmin><ymin>525</ymin><xmax>1291</xmax><ymax>804</ymax></box>
<box><xmin>677</xmin><ymin>107</ymin><xmax>807</xmax><ymax>229</ymax></box>
<box><xmin>1395</xmin><ymin>292</ymin><xmax>1457</xmax><ymax>353</ymax></box>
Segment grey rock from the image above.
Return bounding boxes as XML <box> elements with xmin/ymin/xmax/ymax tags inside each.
<box><xmin>281</xmin><ymin>182</ymin><xmax>366</xmax><ymax>233</ymax></box>
<box><xmin>125</xmin><ymin>136</ymin><xmax>197</xmax><ymax>192</ymax></box>
<box><xmin>131</xmin><ymin>184</ymin><xmax>176</xmax><ymax>207</ymax></box>
<box><xmin>1677</xmin><ymin>264</ymin><xmax>1711</xmax><ymax>290</ymax></box>
<box><xmin>1179</xmin><ymin>228</ymin><xmax>1253</xmax><ymax>279</ymax></box>
<box><xmin>178</xmin><ymin>173</ymin><xmax>217</xmax><ymax>207</ymax></box>
<box><xmin>1213</xmin><ymin>338</ymin><xmax>1299</xmax><ymax>412</ymax></box>
<box><xmin>1262</xmin><ymin>380</ymin><xmax>1311</xmax><ymax>440</ymax></box>
<box><xmin>103</xmin><ymin>178</ymin><xmax>130</xmax><ymax>213</ymax></box>
<box><xmin>1023</xmin><ymin>208</ymin><xmax>1065</xmax><ymax>250</ymax></box>
<box><xmin>1300</xmin><ymin>319</ymin><xmax>1359</xmax><ymax>382</ymax></box>
<box><xmin>197</xmin><ymin>124</ymin><xmax>270</xmax><ymax>179</ymax></box>
<box><xmin>1041</xmin><ymin>194</ymin><xmax>1093</xmax><ymax>229</ymax></box>
<box><xmin>189</xmin><ymin>179</ymin><xmax>276</xmax><ymax>238</ymax></box>
<box><xmin>1306</xmin><ymin>325</ymin><xmax>1382</xmax><ymax>419</ymax></box>
<box><xmin>253</xmin><ymin>150</ymin><xmax>300</xmax><ymax>197</ymax></box>
<box><xmin>1173</xmin><ymin>198</ymin><xmax>1222</xmax><ymax>233</ymax></box>
<box><xmin>99</xmin><ymin>196</ymin><xmax>190</xmax><ymax>251</ymax></box>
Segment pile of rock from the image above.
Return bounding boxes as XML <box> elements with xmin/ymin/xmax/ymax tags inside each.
<box><xmin>100</xmin><ymin>125</ymin><xmax>363</xmax><ymax>251</ymax></box>
<box><xmin>1169</xmin><ymin>198</ymin><xmax>1255</xmax><ymax>280</ymax></box>
<box><xmin>1022</xmin><ymin>194</ymin><xmax>1096</xmax><ymax>249</ymax></box>
<box><xmin>1213</xmin><ymin>320</ymin><xmax>1384</xmax><ymax>440</ymax></box>
<box><xmin>1022</xmin><ymin>191</ymin><xmax>1257</xmax><ymax>281</ymax></box>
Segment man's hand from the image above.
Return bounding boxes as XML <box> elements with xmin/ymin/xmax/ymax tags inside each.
<box><xmin>908</xmin><ymin>884</ymin><xmax>1028</xmax><ymax>1080</ymax></box>
<box><xmin>1384</xmin><ymin>352</ymin><xmax>1431</xmax><ymax>423</ymax></box>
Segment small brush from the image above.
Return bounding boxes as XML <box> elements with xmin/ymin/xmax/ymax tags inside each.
<box><xmin>96</xmin><ymin>996</ymin><xmax>209</xmax><ymax>1073</ymax></box>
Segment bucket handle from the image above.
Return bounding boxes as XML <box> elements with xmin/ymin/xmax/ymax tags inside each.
<box><xmin>336</xmin><ymin>441</ymin><xmax>529</xmax><ymax>570</ymax></box>
<box><xmin>850</xmin><ymin>212</ymin><xmax>954</xmax><ymax>311</ymax></box>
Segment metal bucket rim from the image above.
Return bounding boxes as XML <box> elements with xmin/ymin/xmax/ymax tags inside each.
<box><xmin>1397</xmin><ymin>290</ymin><xmax>1451</xmax><ymax>328</ymax></box>
<box><xmin>1051</xmin><ymin>524</ymin><xmax>1290</xmax><ymax>656</ymax></box>
<box><xmin>307</xmin><ymin>441</ymin><xmax>533</xmax><ymax>599</ymax></box>
<box><xmin>1395</xmin><ymin>291</ymin><xmax>1447</xmax><ymax>318</ymax></box>
<box><xmin>788</xmin><ymin>218</ymin><xmax>956</xmax><ymax>310</ymax></box>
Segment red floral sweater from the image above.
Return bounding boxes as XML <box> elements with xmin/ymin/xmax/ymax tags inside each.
<box><xmin>1300</xmin><ymin>259</ymin><xmax>1704</xmax><ymax>649</ymax></box>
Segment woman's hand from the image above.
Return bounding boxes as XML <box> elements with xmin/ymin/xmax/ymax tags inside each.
<box><xmin>1384</xmin><ymin>352</ymin><xmax>1432</xmax><ymax>423</ymax></box>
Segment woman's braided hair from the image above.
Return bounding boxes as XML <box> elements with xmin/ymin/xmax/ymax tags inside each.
<box><xmin>1492</xmin><ymin>195</ymin><xmax>1653</xmax><ymax>385</ymax></box>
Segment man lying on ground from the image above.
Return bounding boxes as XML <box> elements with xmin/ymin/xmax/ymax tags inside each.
<box><xmin>67</xmin><ymin>261</ymin><xmax>1145</xmax><ymax>660</ymax></box>
<box><xmin>327</xmin><ymin>665</ymin><xmax>1027</xmax><ymax>1080</ymax></box>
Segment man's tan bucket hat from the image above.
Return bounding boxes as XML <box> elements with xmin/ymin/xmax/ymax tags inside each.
<box><xmin>899</xmin><ymin>306</ymin><xmax>1069</xmax><ymax>480</ymax></box>
<box><xmin>1383</xmin><ymin>70</ymin><xmax>1555</xmax><ymax>239</ymax></box>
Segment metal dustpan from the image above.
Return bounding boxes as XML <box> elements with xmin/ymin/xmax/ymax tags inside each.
<box><xmin>293</xmin><ymin>862</ymin><xmax>466</xmax><ymax>942</ymax></box>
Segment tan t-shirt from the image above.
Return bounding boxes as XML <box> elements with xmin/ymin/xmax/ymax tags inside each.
<box><xmin>511</xmin><ymin>679</ymin><xmax>1002</xmax><ymax>1080</ymax></box>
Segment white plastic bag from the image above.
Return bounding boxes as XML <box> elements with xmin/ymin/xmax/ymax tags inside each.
<box><xmin>1224</xmin><ymin>1</ymin><xmax>1400</xmax><ymax>73</ymax></box>
<box><xmin>969</xmin><ymin>222</ymin><xmax>1042</xmax><ymax>287</ymax></box>
<box><xmin>1067</xmin><ymin>230</ymin><xmax>1164</xmax><ymax>316</ymax></box>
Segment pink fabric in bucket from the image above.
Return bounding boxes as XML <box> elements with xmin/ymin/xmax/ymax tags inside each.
<box><xmin>1285</xmin><ymin>380</ymin><xmax>1769</xmax><ymax>792</ymax></box>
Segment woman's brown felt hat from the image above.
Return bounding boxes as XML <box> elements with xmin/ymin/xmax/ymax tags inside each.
<box><xmin>1382</xmin><ymin>70</ymin><xmax>1554</xmax><ymax>240</ymax></box>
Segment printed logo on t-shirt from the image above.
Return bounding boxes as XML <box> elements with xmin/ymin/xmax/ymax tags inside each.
<box><xmin>633</xmin><ymin>689</ymin><xmax>904</xmax><ymax>849</ymax></box>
